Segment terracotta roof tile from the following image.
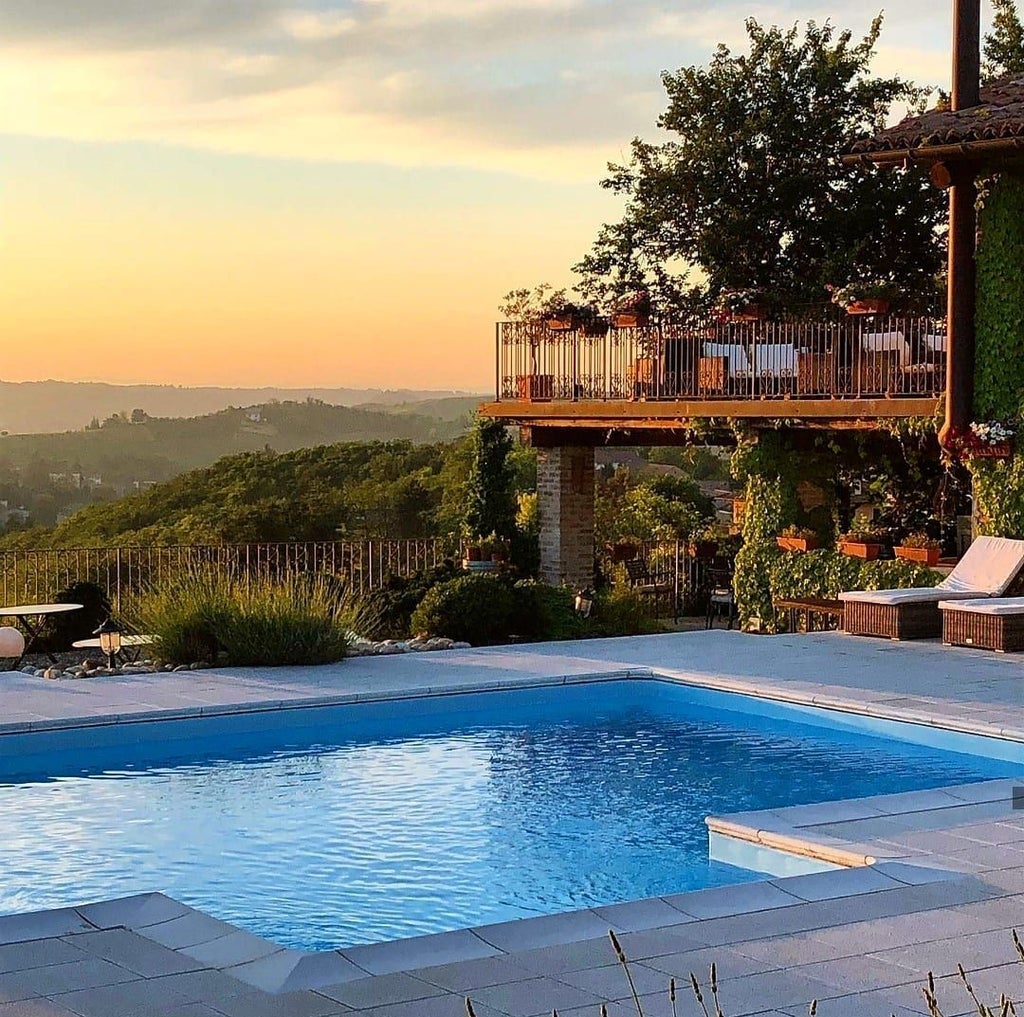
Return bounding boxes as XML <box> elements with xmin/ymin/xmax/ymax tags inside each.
<box><xmin>850</xmin><ymin>75</ymin><xmax>1024</xmax><ymax>154</ymax></box>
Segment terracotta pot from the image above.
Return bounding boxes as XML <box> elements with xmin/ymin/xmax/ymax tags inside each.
<box><xmin>776</xmin><ymin>536</ymin><xmax>819</xmax><ymax>553</ymax></box>
<box><xmin>546</xmin><ymin>316</ymin><xmax>576</xmax><ymax>331</ymax></box>
<box><xmin>970</xmin><ymin>441</ymin><xmax>1013</xmax><ymax>459</ymax></box>
<box><xmin>845</xmin><ymin>298</ymin><xmax>891</xmax><ymax>315</ymax></box>
<box><xmin>725</xmin><ymin>304</ymin><xmax>766</xmax><ymax>322</ymax></box>
<box><xmin>466</xmin><ymin>545</ymin><xmax>483</xmax><ymax>562</ymax></box>
<box><xmin>612</xmin><ymin>311</ymin><xmax>650</xmax><ymax>328</ymax></box>
<box><xmin>838</xmin><ymin>541</ymin><xmax>882</xmax><ymax>560</ymax></box>
<box><xmin>895</xmin><ymin>546</ymin><xmax>941</xmax><ymax>566</ymax></box>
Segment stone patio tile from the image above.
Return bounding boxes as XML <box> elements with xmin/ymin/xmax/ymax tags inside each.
<box><xmin>805</xmin><ymin>910</ymin><xmax>994</xmax><ymax>957</ymax></box>
<box><xmin>0</xmin><ymin>908</ymin><xmax>93</xmax><ymax>945</ymax></box>
<box><xmin>273</xmin><ymin>951</ymin><xmax>373</xmax><ymax>993</ymax></box>
<box><xmin>67</xmin><ymin>927</ymin><xmax>206</xmax><ymax>977</ymax></box>
<box><xmin>707</xmin><ymin>968</ymin><xmax>848</xmax><ymax>1016</ymax></box>
<box><xmin>138</xmin><ymin>967</ymin><xmax>253</xmax><ymax>1005</ymax></box>
<box><xmin>55</xmin><ymin>979</ymin><xmax>189</xmax><ymax>1017</ymax></box>
<box><xmin>203</xmin><ymin>988</ymin><xmax>346</xmax><ymax>1017</ymax></box>
<box><xmin>974</xmin><ymin>866</ymin><xmax>1024</xmax><ymax>893</ymax></box>
<box><xmin>409</xmin><ymin>954</ymin><xmax>537</xmax><ymax>992</ymax></box>
<box><xmin>0</xmin><ymin>1000</ymin><xmax>83</xmax><ymax>1017</ymax></box>
<box><xmin>315</xmin><ymin>972</ymin><xmax>447</xmax><ymax>1008</ymax></box>
<box><xmin>873</xmin><ymin>862</ymin><xmax>964</xmax><ymax>886</ymax></box>
<box><xmin>664</xmin><ymin>881</ymin><xmax>802</xmax><ymax>920</ymax></box>
<box><xmin>769</xmin><ymin>867</ymin><xmax>903</xmax><ymax>902</ymax></box>
<box><xmin>148</xmin><ymin>1005</ymin><xmax>229</xmax><ymax>1017</ymax></box>
<box><xmin>639</xmin><ymin>945</ymin><xmax>777</xmax><ymax>981</ymax></box>
<box><xmin>342</xmin><ymin>929</ymin><xmax>497</xmax><ymax>977</ymax></box>
<box><xmin>471</xmin><ymin>975</ymin><xmax>604</xmax><ymax>1016</ymax></box>
<box><xmin>678</xmin><ymin>900</ymin><xmax>862</xmax><ymax>947</ymax></box>
<box><xmin>473</xmin><ymin>910</ymin><xmax>610</xmax><ymax>952</ymax></box>
<box><xmin>778</xmin><ymin>988</ymin><xmax>929</xmax><ymax>1017</ymax></box>
<box><xmin>938</xmin><ymin>844</ymin><xmax>1024</xmax><ymax>871</ymax></box>
<box><xmin>181</xmin><ymin>932</ymin><xmax>282</xmax><ymax>969</ymax></box>
<box><xmin>361</xmin><ymin>995</ymin><xmax>505</xmax><ymax>1017</ymax></box>
<box><xmin>75</xmin><ymin>893</ymin><xmax>191</xmax><ymax>931</ymax></box>
<box><xmin>769</xmin><ymin>799</ymin><xmax>889</xmax><ymax>826</ymax></box>
<box><xmin>602</xmin><ymin>927</ymin><xmax>709</xmax><ymax>965</ymax></box>
<box><xmin>955</xmin><ymin>822</ymin><xmax>1024</xmax><ymax>845</ymax></box>
<box><xmin>4</xmin><ymin>957</ymin><xmax>140</xmax><ymax>996</ymax></box>
<box><xmin>867</xmin><ymin>789</ymin><xmax>968</xmax><ymax>815</ymax></box>
<box><xmin>871</xmin><ymin>929</ymin><xmax>1021</xmax><ymax>976</ymax></box>
<box><xmin>730</xmin><ymin>934</ymin><xmax>849</xmax><ymax>968</ymax></box>
<box><xmin>549</xmin><ymin>960</ymin><xmax>671</xmax><ymax>1000</ymax></box>
<box><xmin>942</xmin><ymin>781</ymin><xmax>1016</xmax><ymax>805</ymax></box>
<box><xmin>0</xmin><ymin>937</ymin><xmax>87</xmax><ymax>974</ymax></box>
<box><xmin>931</xmin><ymin>962</ymin><xmax>1024</xmax><ymax>1007</ymax></box>
<box><xmin>788</xmin><ymin>954</ymin><xmax>922</xmax><ymax>992</ymax></box>
<box><xmin>591</xmin><ymin>896</ymin><xmax>695</xmax><ymax>933</ymax></box>
<box><xmin>141</xmin><ymin>912</ymin><xmax>241</xmax><ymax>950</ymax></box>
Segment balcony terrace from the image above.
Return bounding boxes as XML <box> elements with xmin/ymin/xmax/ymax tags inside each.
<box><xmin>481</xmin><ymin>311</ymin><xmax>946</xmax><ymax>440</ymax></box>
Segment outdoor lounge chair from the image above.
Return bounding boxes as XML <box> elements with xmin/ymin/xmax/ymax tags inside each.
<box><xmin>940</xmin><ymin>598</ymin><xmax>1024</xmax><ymax>652</ymax></box>
<box><xmin>840</xmin><ymin>535</ymin><xmax>1024</xmax><ymax>640</ymax></box>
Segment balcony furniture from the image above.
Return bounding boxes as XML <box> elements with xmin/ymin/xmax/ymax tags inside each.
<box><xmin>941</xmin><ymin>599</ymin><xmax>1024</xmax><ymax>652</ymax></box>
<box><xmin>698</xmin><ymin>355</ymin><xmax>728</xmax><ymax>394</ymax></box>
<box><xmin>628</xmin><ymin>357</ymin><xmax>660</xmax><ymax>399</ymax></box>
<box><xmin>797</xmin><ymin>351</ymin><xmax>835</xmax><ymax>396</ymax></box>
<box><xmin>772</xmin><ymin>597</ymin><xmax>844</xmax><ymax>633</ymax></box>
<box><xmin>516</xmin><ymin>374</ymin><xmax>554</xmax><ymax>400</ymax></box>
<box><xmin>72</xmin><ymin>633</ymin><xmax>155</xmax><ymax>664</ymax></box>
<box><xmin>705</xmin><ymin>568</ymin><xmax>736</xmax><ymax>629</ymax></box>
<box><xmin>751</xmin><ymin>343</ymin><xmax>798</xmax><ymax>396</ymax></box>
<box><xmin>840</xmin><ymin>536</ymin><xmax>1024</xmax><ymax>640</ymax></box>
<box><xmin>0</xmin><ymin>602</ymin><xmax>83</xmax><ymax>663</ymax></box>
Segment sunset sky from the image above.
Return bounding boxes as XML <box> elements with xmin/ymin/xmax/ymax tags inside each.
<box><xmin>0</xmin><ymin>1</ymin><xmax>964</xmax><ymax>390</ymax></box>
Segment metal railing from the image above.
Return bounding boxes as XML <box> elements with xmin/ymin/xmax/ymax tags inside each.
<box><xmin>496</xmin><ymin>314</ymin><xmax>946</xmax><ymax>403</ymax></box>
<box><xmin>0</xmin><ymin>537</ymin><xmax>459</xmax><ymax>616</ymax></box>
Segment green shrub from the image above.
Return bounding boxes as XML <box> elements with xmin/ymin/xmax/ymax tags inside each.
<box><xmin>511</xmin><ymin>581</ymin><xmax>583</xmax><ymax>641</ymax></box>
<box><xmin>410</xmin><ymin>574</ymin><xmax>517</xmax><ymax>645</ymax></box>
<box><xmin>129</xmin><ymin>571</ymin><xmax>355</xmax><ymax>666</ymax></box>
<box><xmin>588</xmin><ymin>584</ymin><xmax>658</xmax><ymax>638</ymax></box>
<box><xmin>733</xmin><ymin>540</ymin><xmax>784</xmax><ymax>632</ymax></box>
<box><xmin>361</xmin><ymin>560</ymin><xmax>460</xmax><ymax>640</ymax></box>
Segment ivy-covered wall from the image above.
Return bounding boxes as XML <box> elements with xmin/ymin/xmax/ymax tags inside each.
<box><xmin>971</xmin><ymin>171</ymin><xmax>1024</xmax><ymax>537</ymax></box>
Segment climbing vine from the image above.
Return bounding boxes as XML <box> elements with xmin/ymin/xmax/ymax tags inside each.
<box><xmin>970</xmin><ymin>171</ymin><xmax>1024</xmax><ymax>536</ymax></box>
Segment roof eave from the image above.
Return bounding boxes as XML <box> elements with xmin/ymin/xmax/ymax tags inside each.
<box><xmin>842</xmin><ymin>134</ymin><xmax>1024</xmax><ymax>166</ymax></box>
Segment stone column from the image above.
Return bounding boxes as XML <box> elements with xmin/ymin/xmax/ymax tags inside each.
<box><xmin>536</xmin><ymin>445</ymin><xmax>595</xmax><ymax>589</ymax></box>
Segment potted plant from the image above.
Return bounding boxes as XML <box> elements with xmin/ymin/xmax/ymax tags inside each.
<box><xmin>829</xmin><ymin>280</ymin><xmax>898</xmax><ymax>316</ymax></box>
<box><xmin>895</xmin><ymin>533</ymin><xmax>942</xmax><ymax>566</ymax></box>
<box><xmin>576</xmin><ymin>304</ymin><xmax>608</xmax><ymax>337</ymax></box>
<box><xmin>838</xmin><ymin>529</ymin><xmax>885</xmax><ymax>560</ymax></box>
<box><xmin>776</xmin><ymin>525</ymin><xmax>820</xmax><ymax>553</ymax></box>
<box><xmin>716</xmin><ymin>288</ymin><xmax>767</xmax><ymax>323</ymax></box>
<box><xmin>688</xmin><ymin>526</ymin><xmax>720</xmax><ymax>559</ymax></box>
<box><xmin>465</xmin><ymin>543</ymin><xmax>483</xmax><ymax>562</ymax></box>
<box><xmin>967</xmin><ymin>420</ymin><xmax>1016</xmax><ymax>459</ymax></box>
<box><xmin>612</xmin><ymin>291</ymin><xmax>653</xmax><ymax>328</ymax></box>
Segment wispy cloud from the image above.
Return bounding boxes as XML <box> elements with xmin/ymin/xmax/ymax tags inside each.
<box><xmin>0</xmin><ymin>1</ymin><xmax>954</xmax><ymax>180</ymax></box>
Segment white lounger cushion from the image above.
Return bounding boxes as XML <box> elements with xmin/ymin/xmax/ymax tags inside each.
<box><xmin>841</xmin><ymin>587</ymin><xmax>981</xmax><ymax>605</ymax></box>
<box><xmin>840</xmin><ymin>535</ymin><xmax>1024</xmax><ymax>605</ymax></box>
<box><xmin>939</xmin><ymin>598</ymin><xmax>1024</xmax><ymax>616</ymax></box>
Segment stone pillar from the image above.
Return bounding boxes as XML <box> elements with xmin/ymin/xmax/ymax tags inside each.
<box><xmin>537</xmin><ymin>445</ymin><xmax>595</xmax><ymax>589</ymax></box>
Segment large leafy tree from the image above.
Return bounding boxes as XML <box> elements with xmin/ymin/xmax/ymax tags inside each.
<box><xmin>574</xmin><ymin>17</ymin><xmax>946</xmax><ymax>312</ymax></box>
<box><xmin>984</xmin><ymin>0</ymin><xmax>1024</xmax><ymax>79</ymax></box>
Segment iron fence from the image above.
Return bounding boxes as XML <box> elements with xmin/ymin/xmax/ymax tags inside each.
<box><xmin>0</xmin><ymin>537</ymin><xmax>460</xmax><ymax>616</ymax></box>
<box><xmin>497</xmin><ymin>313</ymin><xmax>946</xmax><ymax>403</ymax></box>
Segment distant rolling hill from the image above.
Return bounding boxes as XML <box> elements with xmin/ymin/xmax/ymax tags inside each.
<box><xmin>0</xmin><ymin>380</ymin><xmax>486</xmax><ymax>434</ymax></box>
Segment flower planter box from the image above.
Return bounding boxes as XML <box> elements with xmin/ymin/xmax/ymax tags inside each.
<box><xmin>895</xmin><ymin>545</ymin><xmax>941</xmax><ymax>566</ymax></box>
<box><xmin>845</xmin><ymin>299</ymin><xmax>890</xmax><ymax>316</ymax></box>
<box><xmin>776</xmin><ymin>536</ymin><xmax>819</xmax><ymax>553</ymax></box>
<box><xmin>466</xmin><ymin>545</ymin><xmax>483</xmax><ymax>562</ymax></box>
<box><xmin>839</xmin><ymin>541</ymin><xmax>882</xmax><ymax>560</ymax></box>
<box><xmin>725</xmin><ymin>304</ymin><xmax>766</xmax><ymax>323</ymax></box>
<box><xmin>612</xmin><ymin>311</ymin><xmax>650</xmax><ymax>328</ymax></box>
<box><xmin>546</xmin><ymin>316</ymin><xmax>576</xmax><ymax>331</ymax></box>
<box><xmin>970</xmin><ymin>442</ymin><xmax>1014</xmax><ymax>459</ymax></box>
<box><xmin>689</xmin><ymin>540</ymin><xmax>719</xmax><ymax>560</ymax></box>
<box><xmin>516</xmin><ymin>374</ymin><xmax>554</xmax><ymax>400</ymax></box>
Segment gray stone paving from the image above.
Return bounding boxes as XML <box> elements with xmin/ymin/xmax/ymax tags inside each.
<box><xmin>2</xmin><ymin>630</ymin><xmax>1024</xmax><ymax>1015</ymax></box>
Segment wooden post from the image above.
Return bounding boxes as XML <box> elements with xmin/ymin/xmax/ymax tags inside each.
<box><xmin>939</xmin><ymin>0</ymin><xmax>981</xmax><ymax>450</ymax></box>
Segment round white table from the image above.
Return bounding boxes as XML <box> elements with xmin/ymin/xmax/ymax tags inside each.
<box><xmin>0</xmin><ymin>603</ymin><xmax>83</xmax><ymax>661</ymax></box>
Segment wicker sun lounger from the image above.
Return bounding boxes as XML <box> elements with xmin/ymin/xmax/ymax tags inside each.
<box><xmin>840</xmin><ymin>535</ymin><xmax>1024</xmax><ymax>640</ymax></box>
<box><xmin>941</xmin><ymin>599</ymin><xmax>1024</xmax><ymax>652</ymax></box>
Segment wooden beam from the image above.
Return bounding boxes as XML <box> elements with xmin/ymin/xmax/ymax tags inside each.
<box><xmin>479</xmin><ymin>397</ymin><xmax>940</xmax><ymax>425</ymax></box>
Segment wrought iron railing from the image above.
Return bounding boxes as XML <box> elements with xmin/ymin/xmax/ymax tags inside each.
<box><xmin>495</xmin><ymin>314</ymin><xmax>947</xmax><ymax>403</ymax></box>
<box><xmin>0</xmin><ymin>537</ymin><xmax>459</xmax><ymax>616</ymax></box>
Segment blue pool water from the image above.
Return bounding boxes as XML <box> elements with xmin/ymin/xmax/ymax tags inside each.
<box><xmin>0</xmin><ymin>679</ymin><xmax>1019</xmax><ymax>951</ymax></box>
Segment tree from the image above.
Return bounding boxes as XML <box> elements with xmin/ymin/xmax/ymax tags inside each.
<box><xmin>464</xmin><ymin>417</ymin><xmax>517</xmax><ymax>541</ymax></box>
<box><xmin>984</xmin><ymin>0</ymin><xmax>1024</xmax><ymax>80</ymax></box>
<box><xmin>574</xmin><ymin>16</ymin><xmax>946</xmax><ymax>312</ymax></box>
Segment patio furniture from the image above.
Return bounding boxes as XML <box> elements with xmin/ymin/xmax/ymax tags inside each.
<box><xmin>71</xmin><ymin>633</ymin><xmax>156</xmax><ymax>664</ymax></box>
<box><xmin>0</xmin><ymin>603</ymin><xmax>83</xmax><ymax>663</ymax></box>
<box><xmin>859</xmin><ymin>332</ymin><xmax>910</xmax><ymax>394</ymax></box>
<box><xmin>751</xmin><ymin>343</ymin><xmax>798</xmax><ymax>394</ymax></box>
<box><xmin>797</xmin><ymin>351</ymin><xmax>835</xmax><ymax>396</ymax></box>
<box><xmin>772</xmin><ymin>597</ymin><xmax>844</xmax><ymax>632</ymax></box>
<box><xmin>625</xmin><ymin>557</ymin><xmax>675</xmax><ymax>618</ymax></box>
<box><xmin>701</xmin><ymin>343</ymin><xmax>751</xmax><ymax>394</ymax></box>
<box><xmin>628</xmin><ymin>357</ymin><xmax>660</xmax><ymax>398</ymax></box>
<box><xmin>840</xmin><ymin>536</ymin><xmax>1024</xmax><ymax>640</ymax></box>
<box><xmin>940</xmin><ymin>599</ymin><xmax>1024</xmax><ymax>652</ymax></box>
<box><xmin>705</xmin><ymin>568</ymin><xmax>736</xmax><ymax>629</ymax></box>
<box><xmin>516</xmin><ymin>374</ymin><xmax>553</xmax><ymax>400</ymax></box>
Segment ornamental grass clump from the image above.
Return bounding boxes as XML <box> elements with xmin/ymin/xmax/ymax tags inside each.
<box><xmin>130</xmin><ymin>570</ymin><xmax>362</xmax><ymax>667</ymax></box>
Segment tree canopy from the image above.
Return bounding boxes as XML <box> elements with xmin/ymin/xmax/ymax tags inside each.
<box><xmin>984</xmin><ymin>0</ymin><xmax>1024</xmax><ymax>79</ymax></box>
<box><xmin>574</xmin><ymin>16</ymin><xmax>946</xmax><ymax>313</ymax></box>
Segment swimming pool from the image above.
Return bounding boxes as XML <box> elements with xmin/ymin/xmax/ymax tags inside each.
<box><xmin>0</xmin><ymin>678</ymin><xmax>1019</xmax><ymax>951</ymax></box>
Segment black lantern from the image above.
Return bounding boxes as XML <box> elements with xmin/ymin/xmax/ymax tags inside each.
<box><xmin>93</xmin><ymin>619</ymin><xmax>123</xmax><ymax>669</ymax></box>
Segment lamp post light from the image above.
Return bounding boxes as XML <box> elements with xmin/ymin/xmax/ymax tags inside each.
<box><xmin>574</xmin><ymin>588</ymin><xmax>595</xmax><ymax>619</ymax></box>
<box><xmin>94</xmin><ymin>619</ymin><xmax>123</xmax><ymax>669</ymax></box>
